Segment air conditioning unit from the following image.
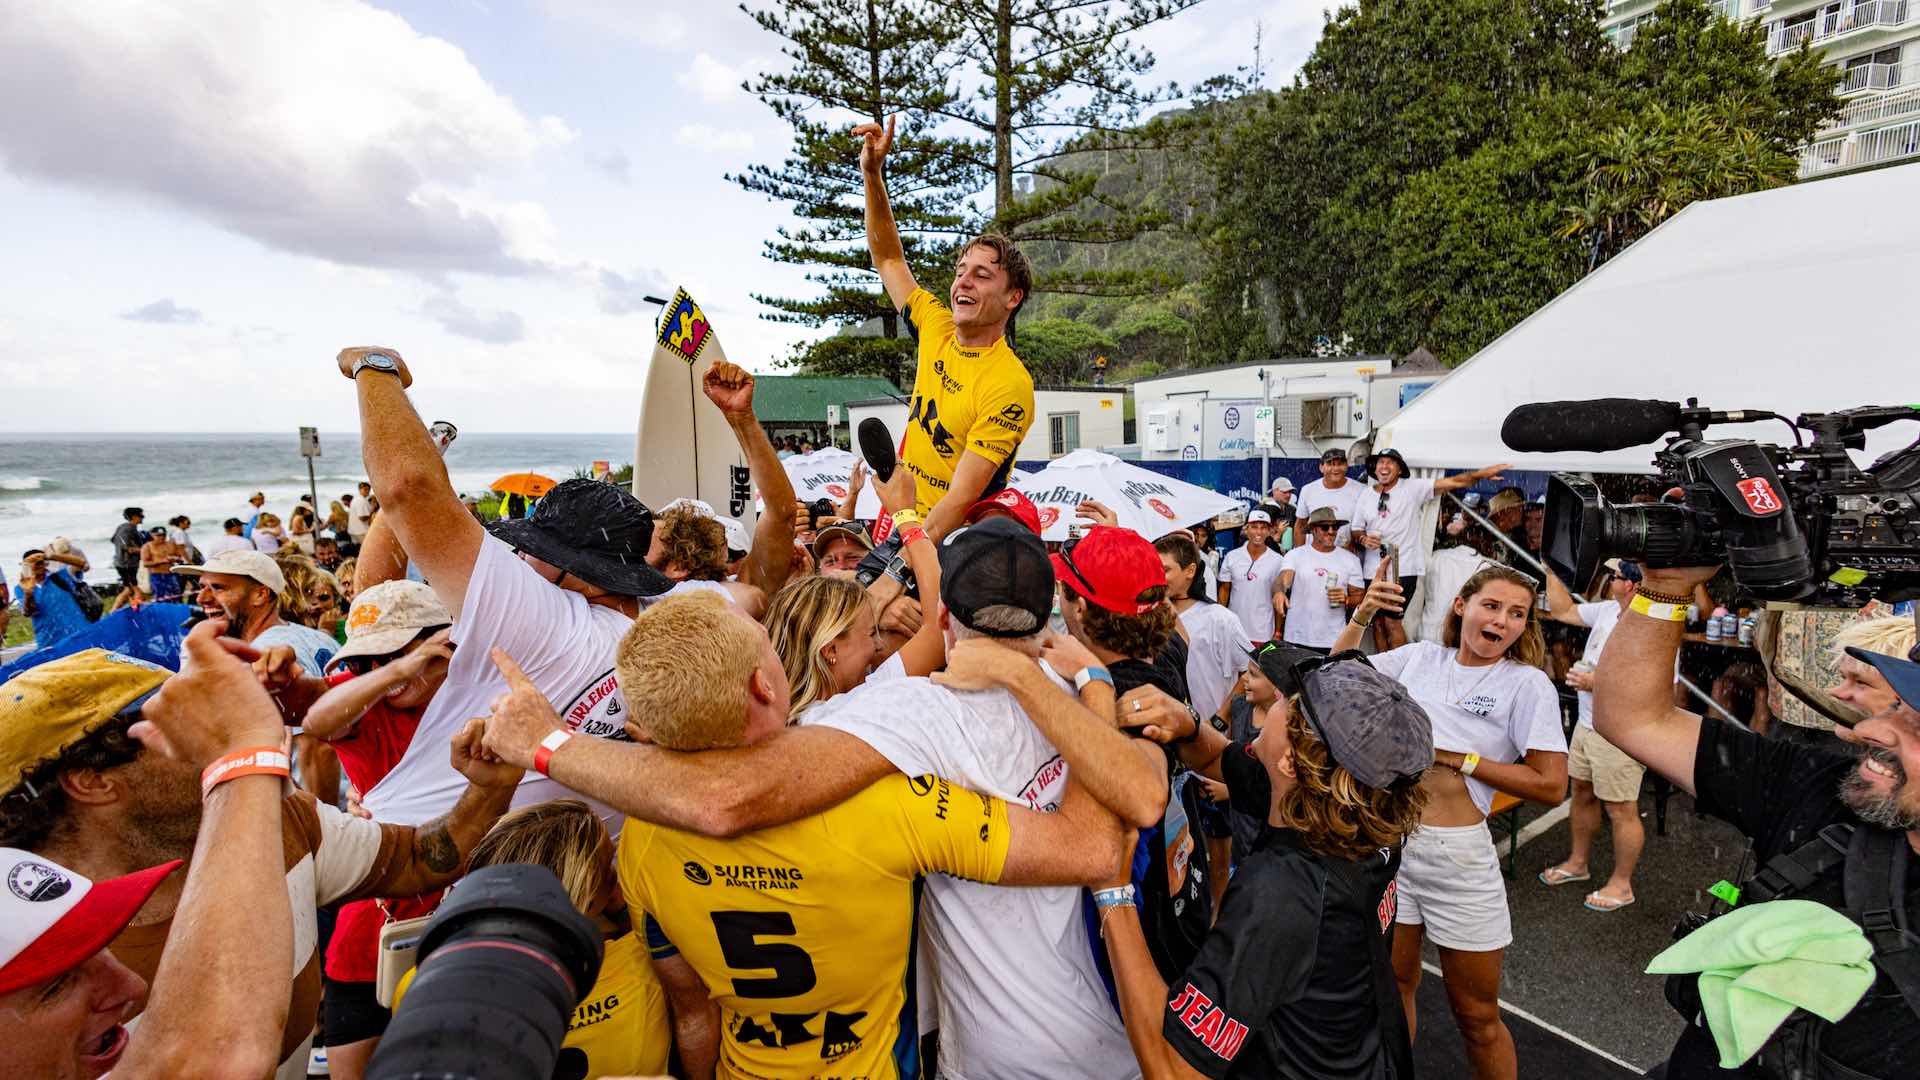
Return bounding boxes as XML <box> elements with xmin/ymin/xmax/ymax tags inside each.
<box><xmin>1143</xmin><ymin>407</ymin><xmax>1180</xmax><ymax>452</ymax></box>
<box><xmin>1299</xmin><ymin>395</ymin><xmax>1358</xmax><ymax>438</ymax></box>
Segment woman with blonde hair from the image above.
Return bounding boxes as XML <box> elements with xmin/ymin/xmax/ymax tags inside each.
<box><xmin>1331</xmin><ymin>562</ymin><xmax>1567</xmax><ymax>1080</ymax></box>
<box><xmin>763</xmin><ymin>574</ymin><xmax>879</xmax><ymax>718</ymax></box>
<box><xmin>252</xmin><ymin>511</ymin><xmax>285</xmax><ymax>554</ymax></box>
<box><xmin>274</xmin><ymin>553</ymin><xmax>344</xmax><ymax>636</ymax></box>
<box><xmin>460</xmin><ymin>800</ymin><xmax>707</xmax><ymax>1080</ymax></box>
<box><xmin>1097</xmin><ymin>649</ymin><xmax>1433</xmax><ymax>1079</ymax></box>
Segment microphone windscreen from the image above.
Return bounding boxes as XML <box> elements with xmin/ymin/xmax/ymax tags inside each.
<box><xmin>1501</xmin><ymin>399</ymin><xmax>1683</xmax><ymax>454</ymax></box>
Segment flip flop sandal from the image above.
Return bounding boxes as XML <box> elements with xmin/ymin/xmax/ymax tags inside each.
<box><xmin>1538</xmin><ymin>866</ymin><xmax>1590</xmax><ymax>887</ymax></box>
<box><xmin>1584</xmin><ymin>892</ymin><xmax>1635</xmax><ymax>912</ymax></box>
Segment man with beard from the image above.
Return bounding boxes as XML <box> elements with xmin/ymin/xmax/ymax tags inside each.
<box><xmin>1596</xmin><ymin>563</ymin><xmax>1920</xmax><ymax>1080</ymax></box>
<box><xmin>0</xmin><ymin>637</ymin><xmax>521</xmax><ymax>1080</ymax></box>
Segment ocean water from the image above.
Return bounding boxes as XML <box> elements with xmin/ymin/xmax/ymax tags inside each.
<box><xmin>0</xmin><ymin>432</ymin><xmax>632</xmax><ymax>577</ymax></box>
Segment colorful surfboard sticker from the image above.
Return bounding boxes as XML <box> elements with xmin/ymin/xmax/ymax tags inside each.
<box><xmin>657</xmin><ymin>288</ymin><xmax>711</xmax><ymax>365</ymax></box>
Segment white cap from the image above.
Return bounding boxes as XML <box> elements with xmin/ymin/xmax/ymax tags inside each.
<box><xmin>719</xmin><ymin>517</ymin><xmax>751</xmax><ymax>557</ymax></box>
<box><xmin>1246</xmin><ymin>509</ymin><xmax>1274</xmax><ymax>524</ymax></box>
<box><xmin>0</xmin><ymin>848</ymin><xmax>180</xmax><ymax>994</ymax></box>
<box><xmin>1270</xmin><ymin>477</ymin><xmax>1294</xmax><ymax>493</ymax></box>
<box><xmin>172</xmin><ymin>549</ymin><xmax>287</xmax><ymax>595</ymax></box>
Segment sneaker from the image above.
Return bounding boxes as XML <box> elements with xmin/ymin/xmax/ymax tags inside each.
<box><xmin>307</xmin><ymin>1044</ymin><xmax>330</xmax><ymax>1077</ymax></box>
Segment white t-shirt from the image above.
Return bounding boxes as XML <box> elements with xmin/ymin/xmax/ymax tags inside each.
<box><xmin>1279</xmin><ymin>544</ymin><xmax>1363</xmax><ymax>649</ymax></box>
<box><xmin>202</xmin><ymin>533</ymin><xmax>253</xmax><ymax>558</ymax></box>
<box><xmin>1574</xmin><ymin>600</ymin><xmax>1624</xmax><ymax>729</ymax></box>
<box><xmin>1370</xmin><ymin>642</ymin><xmax>1566</xmax><ymax>815</ymax></box>
<box><xmin>1350</xmin><ymin>477</ymin><xmax>1438</xmax><ymax>578</ymax></box>
<box><xmin>1179</xmin><ymin>602</ymin><xmax>1248</xmax><ymax>721</ymax></box>
<box><xmin>363</xmin><ymin>535</ymin><xmax>631</xmax><ymax>826</ymax></box>
<box><xmin>804</xmin><ymin>671</ymin><xmax>1140</xmax><ymax>1080</ymax></box>
<box><xmin>1296</xmin><ymin>478</ymin><xmax>1366</xmax><ymax>546</ymax></box>
<box><xmin>252</xmin><ymin>531</ymin><xmax>282</xmax><ymax>555</ymax></box>
<box><xmin>1415</xmin><ymin>546</ymin><xmax>1499</xmax><ymax>644</ymax></box>
<box><xmin>1220</xmin><ymin>544</ymin><xmax>1285</xmax><ymax>643</ymax></box>
<box><xmin>348</xmin><ymin>498</ymin><xmax>374</xmax><ymax>540</ymax></box>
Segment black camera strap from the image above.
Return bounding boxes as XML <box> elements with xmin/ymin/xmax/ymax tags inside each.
<box><xmin>1744</xmin><ymin>824</ymin><xmax>1852</xmax><ymax>903</ymax></box>
<box><xmin>1842</xmin><ymin>825</ymin><xmax>1920</xmax><ymax>1020</ymax></box>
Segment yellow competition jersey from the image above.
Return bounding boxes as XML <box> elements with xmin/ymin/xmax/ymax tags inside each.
<box><xmin>558</xmin><ymin>933</ymin><xmax>672</xmax><ymax>1080</ymax></box>
<box><xmin>617</xmin><ymin>774</ymin><xmax>1011</xmax><ymax>1080</ymax></box>
<box><xmin>899</xmin><ymin>288</ymin><xmax>1036</xmax><ymax>516</ymax></box>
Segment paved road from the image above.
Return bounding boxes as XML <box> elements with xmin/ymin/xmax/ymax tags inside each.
<box><xmin>1412</xmin><ymin>785</ymin><xmax>1754</xmax><ymax>1076</ymax></box>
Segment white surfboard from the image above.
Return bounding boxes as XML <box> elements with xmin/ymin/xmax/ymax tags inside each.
<box><xmin>633</xmin><ymin>288</ymin><xmax>754</xmax><ymax>527</ymax></box>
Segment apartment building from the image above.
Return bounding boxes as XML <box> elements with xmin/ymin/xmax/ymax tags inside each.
<box><xmin>1600</xmin><ymin>0</ymin><xmax>1920</xmax><ymax>176</ymax></box>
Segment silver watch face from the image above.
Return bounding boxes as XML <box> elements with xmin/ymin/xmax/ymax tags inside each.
<box><xmin>360</xmin><ymin>353</ymin><xmax>397</xmax><ymax>372</ymax></box>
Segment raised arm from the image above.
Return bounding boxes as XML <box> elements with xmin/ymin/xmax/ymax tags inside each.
<box><xmin>854</xmin><ymin>114</ymin><xmax>917</xmax><ymax>310</ymax></box>
<box><xmin>1543</xmin><ymin>568</ymin><xmax>1587</xmax><ymax>626</ymax></box>
<box><xmin>119</xmin><ymin>622</ymin><xmax>294</xmax><ymax>1080</ymax></box>
<box><xmin>870</xmin><ymin>464</ymin><xmax>946</xmax><ymax>676</ymax></box>
<box><xmin>354</xmin><ymin>513</ymin><xmax>411</xmax><ymax>592</ymax></box>
<box><xmin>479</xmin><ymin>649</ymin><xmax>893</xmax><ymax>836</ymax></box>
<box><xmin>934</xmin><ymin>636</ymin><xmax>1169</xmax><ymax>828</ymax></box>
<box><xmin>1331</xmin><ymin>560</ymin><xmax>1402</xmax><ymax>653</ymax></box>
<box><xmin>703</xmin><ymin>362</ymin><xmax>797</xmax><ymax>597</ymax></box>
<box><xmin>1593</xmin><ymin>566</ymin><xmax>1716</xmax><ymax>796</ymax></box>
<box><xmin>302</xmin><ymin>632</ymin><xmax>452</xmax><ymax>740</ymax></box>
<box><xmin>922</xmin><ymin>452</ymin><xmax>1006</xmax><ymax>542</ymax></box>
<box><xmin>336</xmin><ymin>347</ymin><xmax>484</xmax><ymax>615</ymax></box>
<box><xmin>1434</xmin><ymin>463</ymin><xmax>1509</xmax><ymax>494</ymax></box>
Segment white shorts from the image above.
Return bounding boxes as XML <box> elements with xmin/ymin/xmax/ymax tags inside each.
<box><xmin>1394</xmin><ymin>821</ymin><xmax>1513</xmax><ymax>952</ymax></box>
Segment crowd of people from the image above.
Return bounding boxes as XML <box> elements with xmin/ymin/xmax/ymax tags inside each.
<box><xmin>3</xmin><ymin>115</ymin><xmax>1918</xmax><ymax>1080</ymax></box>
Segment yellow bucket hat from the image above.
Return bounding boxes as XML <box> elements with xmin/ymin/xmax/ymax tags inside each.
<box><xmin>0</xmin><ymin>650</ymin><xmax>170</xmax><ymax>794</ymax></box>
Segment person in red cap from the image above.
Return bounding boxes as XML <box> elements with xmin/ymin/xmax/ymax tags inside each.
<box><xmin>964</xmin><ymin>487</ymin><xmax>1043</xmax><ymax>535</ymax></box>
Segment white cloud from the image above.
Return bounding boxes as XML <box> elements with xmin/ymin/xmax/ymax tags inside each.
<box><xmin>585</xmin><ymin>147</ymin><xmax>632</xmax><ymax>184</ymax></box>
<box><xmin>674</xmin><ymin>124</ymin><xmax>756</xmax><ymax>154</ymax></box>
<box><xmin>677</xmin><ymin>52</ymin><xmax>748</xmax><ymax>104</ymax></box>
<box><xmin>596</xmin><ymin>268</ymin><xmax>672</xmax><ymax>316</ymax></box>
<box><xmin>0</xmin><ymin>0</ymin><xmax>575</xmax><ymax>277</ymax></box>
<box><xmin>422</xmin><ymin>293</ymin><xmax>526</xmax><ymax>344</ymax></box>
<box><xmin>121</xmin><ymin>298</ymin><xmax>202</xmax><ymax>324</ymax></box>
<box><xmin>541</xmin><ymin>0</ymin><xmax>690</xmax><ymax>44</ymax></box>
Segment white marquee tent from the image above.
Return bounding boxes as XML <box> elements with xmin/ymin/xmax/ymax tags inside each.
<box><xmin>1376</xmin><ymin>161</ymin><xmax>1920</xmax><ymax>475</ymax></box>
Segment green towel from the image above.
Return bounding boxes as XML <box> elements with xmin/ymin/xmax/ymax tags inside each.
<box><xmin>1646</xmin><ymin>899</ymin><xmax>1876</xmax><ymax>1068</ymax></box>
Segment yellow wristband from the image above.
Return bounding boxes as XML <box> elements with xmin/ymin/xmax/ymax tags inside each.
<box><xmin>1459</xmin><ymin>752</ymin><xmax>1481</xmax><ymax>777</ymax></box>
<box><xmin>891</xmin><ymin>509</ymin><xmax>922</xmax><ymax>529</ymax></box>
<box><xmin>1629</xmin><ymin>593</ymin><xmax>1690</xmax><ymax>622</ymax></box>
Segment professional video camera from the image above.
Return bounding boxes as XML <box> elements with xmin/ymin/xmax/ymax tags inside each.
<box><xmin>367</xmin><ymin>864</ymin><xmax>603</xmax><ymax>1080</ymax></box>
<box><xmin>1501</xmin><ymin>398</ymin><xmax>1920</xmax><ymax>607</ymax></box>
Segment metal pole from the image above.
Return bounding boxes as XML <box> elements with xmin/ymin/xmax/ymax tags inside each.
<box><xmin>1442</xmin><ymin>492</ymin><xmax>1744</xmax><ymax>728</ymax></box>
<box><xmin>307</xmin><ymin>458</ymin><xmax>319</xmax><ymax>515</ymax></box>
<box><xmin>1259</xmin><ymin>369</ymin><xmax>1272</xmax><ymax>498</ymax></box>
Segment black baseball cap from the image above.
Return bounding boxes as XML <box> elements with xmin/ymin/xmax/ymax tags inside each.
<box><xmin>937</xmin><ymin>516</ymin><xmax>1053</xmax><ymax>638</ymax></box>
<box><xmin>1246</xmin><ymin>640</ymin><xmax>1324</xmax><ymax>699</ymax></box>
<box><xmin>1292</xmin><ymin>650</ymin><xmax>1434</xmax><ymax>790</ymax></box>
<box><xmin>1320</xmin><ymin>448</ymin><xmax>1347</xmax><ymax>463</ymax></box>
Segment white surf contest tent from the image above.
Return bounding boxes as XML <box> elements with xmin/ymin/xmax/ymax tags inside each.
<box><xmin>1375</xmin><ymin>161</ymin><xmax>1920</xmax><ymax>475</ymax></box>
<box><xmin>1014</xmin><ymin>449</ymin><xmax>1242</xmax><ymax>543</ymax></box>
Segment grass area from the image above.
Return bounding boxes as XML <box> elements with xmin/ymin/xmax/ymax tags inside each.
<box><xmin>3</xmin><ymin>606</ymin><xmax>33</xmax><ymax>649</ymax></box>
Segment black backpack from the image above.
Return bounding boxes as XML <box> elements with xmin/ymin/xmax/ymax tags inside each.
<box><xmin>49</xmin><ymin>572</ymin><xmax>104</xmax><ymax>622</ymax></box>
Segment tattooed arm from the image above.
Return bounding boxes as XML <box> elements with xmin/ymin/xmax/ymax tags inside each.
<box><xmin>372</xmin><ymin>718</ymin><xmax>522</xmax><ymax>895</ymax></box>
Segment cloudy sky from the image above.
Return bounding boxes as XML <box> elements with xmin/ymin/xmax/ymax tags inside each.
<box><xmin>0</xmin><ymin>0</ymin><xmax>1329</xmax><ymax>433</ymax></box>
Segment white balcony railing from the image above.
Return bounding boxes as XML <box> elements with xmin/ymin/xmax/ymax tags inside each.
<box><xmin>1798</xmin><ymin>117</ymin><xmax>1920</xmax><ymax>176</ymax></box>
<box><xmin>1710</xmin><ymin>0</ymin><xmax>1740</xmax><ymax>18</ymax></box>
<box><xmin>1614</xmin><ymin>22</ymin><xmax>1640</xmax><ymax>48</ymax></box>
<box><xmin>1769</xmin><ymin>0</ymin><xmax>1912</xmax><ymax>53</ymax></box>
<box><xmin>1833</xmin><ymin>79</ymin><xmax>1920</xmax><ymax>125</ymax></box>
<box><xmin>1839</xmin><ymin>60</ymin><xmax>1908</xmax><ymax>92</ymax></box>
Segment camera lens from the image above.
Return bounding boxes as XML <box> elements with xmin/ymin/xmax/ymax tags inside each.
<box><xmin>367</xmin><ymin>864</ymin><xmax>603</xmax><ymax>1080</ymax></box>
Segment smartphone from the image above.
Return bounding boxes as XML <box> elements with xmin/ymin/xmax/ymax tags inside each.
<box><xmin>1382</xmin><ymin>542</ymin><xmax>1399</xmax><ymax>582</ymax></box>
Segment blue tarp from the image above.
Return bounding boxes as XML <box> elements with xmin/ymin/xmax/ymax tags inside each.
<box><xmin>0</xmin><ymin>603</ymin><xmax>193</xmax><ymax>683</ymax></box>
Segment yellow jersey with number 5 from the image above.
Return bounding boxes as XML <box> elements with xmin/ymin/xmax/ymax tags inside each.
<box><xmin>899</xmin><ymin>288</ymin><xmax>1035</xmax><ymax>516</ymax></box>
<box><xmin>616</xmin><ymin>774</ymin><xmax>1010</xmax><ymax>1079</ymax></box>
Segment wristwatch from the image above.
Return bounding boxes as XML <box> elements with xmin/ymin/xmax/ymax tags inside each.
<box><xmin>882</xmin><ymin>554</ymin><xmax>911</xmax><ymax>584</ymax></box>
<box><xmin>351</xmin><ymin>352</ymin><xmax>402</xmax><ymax>380</ymax></box>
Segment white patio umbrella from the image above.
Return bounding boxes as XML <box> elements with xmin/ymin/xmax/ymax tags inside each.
<box><xmin>776</xmin><ymin>447</ymin><xmax>1029</xmax><ymax>519</ymax></box>
<box><xmin>1012</xmin><ymin>449</ymin><xmax>1240</xmax><ymax>543</ymax></box>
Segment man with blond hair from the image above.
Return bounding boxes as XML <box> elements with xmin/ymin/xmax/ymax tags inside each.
<box><xmin>1826</xmin><ymin>615</ymin><xmax>1919</xmax><ymax>733</ymax></box>
<box><xmin>480</xmin><ymin>590</ymin><xmax>1125</xmax><ymax>1079</ymax></box>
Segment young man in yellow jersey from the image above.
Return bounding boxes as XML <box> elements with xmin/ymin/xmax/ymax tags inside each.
<box><xmin>855</xmin><ymin>114</ymin><xmax>1037</xmax><ymax>540</ymax></box>
<box><xmin>481</xmin><ymin>592</ymin><xmax>1126</xmax><ymax>1079</ymax></box>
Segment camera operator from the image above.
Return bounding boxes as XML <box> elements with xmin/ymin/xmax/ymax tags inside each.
<box><xmin>1594</xmin><ymin>564</ymin><xmax>1920</xmax><ymax>1079</ymax></box>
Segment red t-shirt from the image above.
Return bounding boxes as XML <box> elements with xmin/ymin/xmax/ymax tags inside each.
<box><xmin>321</xmin><ymin>674</ymin><xmax>435</xmax><ymax>983</ymax></box>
